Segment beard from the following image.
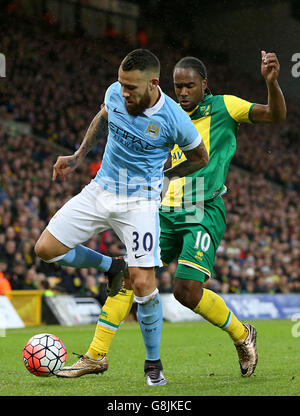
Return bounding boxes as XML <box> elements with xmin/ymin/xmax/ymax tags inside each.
<box><xmin>125</xmin><ymin>89</ymin><xmax>151</xmax><ymax>116</ymax></box>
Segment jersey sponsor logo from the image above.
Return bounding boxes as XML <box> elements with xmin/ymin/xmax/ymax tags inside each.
<box><xmin>195</xmin><ymin>251</ymin><xmax>204</xmax><ymax>261</ymax></box>
<box><xmin>145</xmin><ymin>121</ymin><xmax>160</xmax><ymax>139</ymax></box>
<box><xmin>172</xmin><ymin>149</ymin><xmax>185</xmax><ymax>164</ymax></box>
<box><xmin>109</xmin><ymin>121</ymin><xmax>156</xmax><ymax>151</ymax></box>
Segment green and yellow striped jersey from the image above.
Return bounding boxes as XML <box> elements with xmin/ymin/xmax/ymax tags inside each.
<box><xmin>162</xmin><ymin>94</ymin><xmax>255</xmax><ymax>207</ymax></box>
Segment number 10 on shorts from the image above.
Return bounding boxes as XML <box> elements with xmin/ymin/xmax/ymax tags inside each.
<box><xmin>194</xmin><ymin>231</ymin><xmax>211</xmax><ymax>252</ymax></box>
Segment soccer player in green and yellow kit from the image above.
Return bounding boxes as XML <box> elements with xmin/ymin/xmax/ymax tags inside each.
<box><xmin>58</xmin><ymin>51</ymin><xmax>286</xmax><ymax>379</ymax></box>
<box><xmin>159</xmin><ymin>51</ymin><xmax>286</xmax><ymax>377</ymax></box>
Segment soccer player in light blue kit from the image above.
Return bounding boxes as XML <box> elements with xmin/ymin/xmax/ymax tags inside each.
<box><xmin>35</xmin><ymin>49</ymin><xmax>208</xmax><ymax>385</ymax></box>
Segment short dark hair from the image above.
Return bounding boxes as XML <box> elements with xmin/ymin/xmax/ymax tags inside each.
<box><xmin>174</xmin><ymin>56</ymin><xmax>208</xmax><ymax>79</ymax></box>
<box><xmin>121</xmin><ymin>49</ymin><xmax>160</xmax><ymax>76</ymax></box>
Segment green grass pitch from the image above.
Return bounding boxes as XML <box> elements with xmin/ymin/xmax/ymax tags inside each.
<box><xmin>0</xmin><ymin>319</ymin><xmax>299</xmax><ymax>397</ymax></box>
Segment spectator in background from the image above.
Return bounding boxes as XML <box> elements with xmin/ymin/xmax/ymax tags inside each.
<box><xmin>0</xmin><ymin>259</ymin><xmax>11</xmax><ymax>295</ymax></box>
<box><xmin>167</xmin><ymin>261</ymin><xmax>178</xmax><ymax>280</ymax></box>
<box><xmin>20</xmin><ymin>240</ymin><xmax>35</xmax><ymax>267</ymax></box>
<box><xmin>11</xmin><ymin>261</ymin><xmax>27</xmax><ymax>289</ymax></box>
<box><xmin>137</xmin><ymin>28</ymin><xmax>148</xmax><ymax>47</ymax></box>
<box><xmin>157</xmin><ymin>269</ymin><xmax>173</xmax><ymax>294</ymax></box>
<box><xmin>106</xmin><ymin>242</ymin><xmax>125</xmax><ymax>257</ymax></box>
<box><xmin>83</xmin><ymin>273</ymin><xmax>108</xmax><ymax>306</ymax></box>
<box><xmin>83</xmin><ymin>274</ymin><xmax>100</xmax><ymax>298</ymax></box>
<box><xmin>105</xmin><ymin>24</ymin><xmax>118</xmax><ymax>40</ymax></box>
<box><xmin>58</xmin><ymin>266</ymin><xmax>84</xmax><ymax>294</ymax></box>
<box><xmin>3</xmin><ymin>240</ymin><xmax>16</xmax><ymax>271</ymax></box>
<box><xmin>89</xmin><ymin>158</ymin><xmax>102</xmax><ymax>178</ymax></box>
<box><xmin>40</xmin><ymin>279</ymin><xmax>54</xmax><ymax>297</ymax></box>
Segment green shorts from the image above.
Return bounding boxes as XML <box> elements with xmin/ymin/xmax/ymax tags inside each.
<box><xmin>159</xmin><ymin>197</ymin><xmax>226</xmax><ymax>282</ymax></box>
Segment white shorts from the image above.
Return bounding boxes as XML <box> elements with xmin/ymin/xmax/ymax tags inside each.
<box><xmin>47</xmin><ymin>180</ymin><xmax>162</xmax><ymax>268</ymax></box>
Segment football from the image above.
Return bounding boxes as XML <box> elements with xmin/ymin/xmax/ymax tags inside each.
<box><xmin>22</xmin><ymin>333</ymin><xmax>67</xmax><ymax>376</ymax></box>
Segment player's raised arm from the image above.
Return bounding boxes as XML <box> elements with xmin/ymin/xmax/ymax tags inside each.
<box><xmin>250</xmin><ymin>51</ymin><xmax>287</xmax><ymax>124</ymax></box>
<box><xmin>164</xmin><ymin>140</ymin><xmax>208</xmax><ymax>180</ymax></box>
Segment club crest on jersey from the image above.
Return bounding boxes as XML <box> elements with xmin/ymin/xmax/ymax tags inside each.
<box><xmin>145</xmin><ymin>121</ymin><xmax>160</xmax><ymax>139</ymax></box>
<box><xmin>199</xmin><ymin>105</ymin><xmax>211</xmax><ymax>117</ymax></box>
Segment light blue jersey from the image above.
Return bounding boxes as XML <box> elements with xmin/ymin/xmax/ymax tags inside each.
<box><xmin>94</xmin><ymin>82</ymin><xmax>201</xmax><ymax>199</ymax></box>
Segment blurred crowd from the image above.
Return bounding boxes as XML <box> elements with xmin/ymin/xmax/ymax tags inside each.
<box><xmin>2</xmin><ymin>12</ymin><xmax>299</xmax><ymax>193</ymax></box>
<box><xmin>0</xmin><ymin>10</ymin><xmax>299</xmax><ymax>302</ymax></box>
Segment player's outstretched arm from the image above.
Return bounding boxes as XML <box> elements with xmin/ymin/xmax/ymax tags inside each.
<box><xmin>164</xmin><ymin>140</ymin><xmax>208</xmax><ymax>181</ymax></box>
<box><xmin>52</xmin><ymin>105</ymin><xmax>108</xmax><ymax>180</ymax></box>
<box><xmin>250</xmin><ymin>51</ymin><xmax>287</xmax><ymax>124</ymax></box>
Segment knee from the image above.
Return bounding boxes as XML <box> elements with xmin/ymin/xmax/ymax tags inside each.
<box><xmin>130</xmin><ymin>272</ymin><xmax>148</xmax><ymax>294</ymax></box>
<box><xmin>34</xmin><ymin>229</ymin><xmax>69</xmax><ymax>262</ymax></box>
<box><xmin>34</xmin><ymin>239</ymin><xmax>44</xmax><ymax>259</ymax></box>
<box><xmin>129</xmin><ymin>267</ymin><xmax>155</xmax><ymax>296</ymax></box>
<box><xmin>173</xmin><ymin>279</ymin><xmax>203</xmax><ymax>310</ymax></box>
<box><xmin>173</xmin><ymin>286</ymin><xmax>191</xmax><ymax>308</ymax></box>
<box><xmin>34</xmin><ymin>239</ymin><xmax>51</xmax><ymax>261</ymax></box>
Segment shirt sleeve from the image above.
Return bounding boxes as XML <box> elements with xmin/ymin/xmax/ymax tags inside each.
<box><xmin>104</xmin><ymin>82</ymin><xmax>119</xmax><ymax>112</ymax></box>
<box><xmin>172</xmin><ymin>106</ymin><xmax>202</xmax><ymax>150</ymax></box>
<box><xmin>223</xmin><ymin>95</ymin><xmax>256</xmax><ymax>124</ymax></box>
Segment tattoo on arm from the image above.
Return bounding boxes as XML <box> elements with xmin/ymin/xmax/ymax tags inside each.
<box><xmin>75</xmin><ymin>112</ymin><xmax>108</xmax><ymax>159</ymax></box>
<box><xmin>67</xmin><ymin>154</ymin><xmax>80</xmax><ymax>168</ymax></box>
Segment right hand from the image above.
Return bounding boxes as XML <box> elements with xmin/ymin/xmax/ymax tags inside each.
<box><xmin>52</xmin><ymin>154</ymin><xmax>81</xmax><ymax>180</ymax></box>
<box><xmin>261</xmin><ymin>50</ymin><xmax>280</xmax><ymax>83</ymax></box>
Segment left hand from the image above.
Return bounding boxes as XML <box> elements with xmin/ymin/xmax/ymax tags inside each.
<box><xmin>261</xmin><ymin>50</ymin><xmax>280</xmax><ymax>83</ymax></box>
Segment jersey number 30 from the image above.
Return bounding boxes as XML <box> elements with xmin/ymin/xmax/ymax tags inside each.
<box><xmin>132</xmin><ymin>231</ymin><xmax>153</xmax><ymax>252</ymax></box>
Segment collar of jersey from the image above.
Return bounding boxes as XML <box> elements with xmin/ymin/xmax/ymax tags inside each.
<box><xmin>184</xmin><ymin>94</ymin><xmax>213</xmax><ymax>119</ymax></box>
<box><xmin>143</xmin><ymin>86</ymin><xmax>165</xmax><ymax>117</ymax></box>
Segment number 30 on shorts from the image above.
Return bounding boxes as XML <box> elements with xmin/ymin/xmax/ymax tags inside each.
<box><xmin>132</xmin><ymin>231</ymin><xmax>153</xmax><ymax>252</ymax></box>
<box><xmin>194</xmin><ymin>231</ymin><xmax>211</xmax><ymax>252</ymax></box>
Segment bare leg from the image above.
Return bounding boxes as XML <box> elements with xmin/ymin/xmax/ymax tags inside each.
<box><xmin>34</xmin><ymin>229</ymin><xmax>71</xmax><ymax>261</ymax></box>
